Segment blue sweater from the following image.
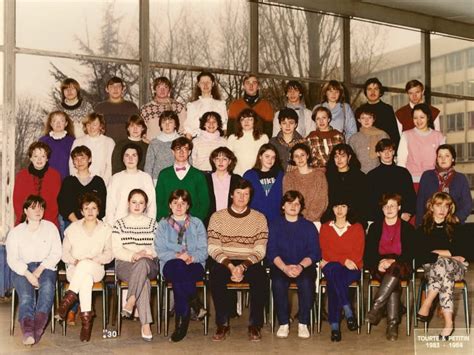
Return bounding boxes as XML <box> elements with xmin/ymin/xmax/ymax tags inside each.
<box><xmin>243</xmin><ymin>168</ymin><xmax>284</xmax><ymax>223</ymax></box>
<box><xmin>39</xmin><ymin>134</ymin><xmax>75</xmax><ymax>180</ymax></box>
<box><xmin>416</xmin><ymin>169</ymin><xmax>472</xmax><ymax>226</ymax></box>
<box><xmin>154</xmin><ymin>216</ymin><xmax>208</xmax><ymax>274</ymax></box>
<box><xmin>266</xmin><ymin>215</ymin><xmax>321</xmax><ymax>265</ymax></box>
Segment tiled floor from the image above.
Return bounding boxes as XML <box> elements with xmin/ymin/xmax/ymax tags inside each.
<box><xmin>1</xmin><ymin>267</ymin><xmax>472</xmax><ymax>355</ymax></box>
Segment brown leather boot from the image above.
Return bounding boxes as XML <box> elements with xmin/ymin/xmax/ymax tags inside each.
<box><xmin>79</xmin><ymin>311</ymin><xmax>95</xmax><ymax>342</ymax></box>
<box><xmin>56</xmin><ymin>291</ymin><xmax>78</xmax><ymax>321</ymax></box>
<box><xmin>19</xmin><ymin>318</ymin><xmax>35</xmax><ymax>346</ymax></box>
<box><xmin>66</xmin><ymin>310</ymin><xmax>76</xmax><ymax>326</ymax></box>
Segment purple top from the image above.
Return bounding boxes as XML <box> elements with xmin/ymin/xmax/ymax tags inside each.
<box><xmin>378</xmin><ymin>218</ymin><xmax>402</xmax><ymax>256</ymax></box>
<box><xmin>39</xmin><ymin>134</ymin><xmax>75</xmax><ymax>180</ymax></box>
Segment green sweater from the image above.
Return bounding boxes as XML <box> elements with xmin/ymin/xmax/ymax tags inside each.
<box><xmin>156</xmin><ymin>166</ymin><xmax>210</xmax><ymax>221</ymax></box>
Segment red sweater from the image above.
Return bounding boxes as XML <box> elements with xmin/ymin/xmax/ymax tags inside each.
<box><xmin>13</xmin><ymin>168</ymin><xmax>61</xmax><ymax>227</ymax></box>
<box><xmin>227</xmin><ymin>98</ymin><xmax>274</xmax><ymax>137</ymax></box>
<box><xmin>395</xmin><ymin>104</ymin><xmax>440</xmax><ymax>132</ymax></box>
<box><xmin>320</xmin><ymin>222</ymin><xmax>365</xmax><ymax>269</ymax></box>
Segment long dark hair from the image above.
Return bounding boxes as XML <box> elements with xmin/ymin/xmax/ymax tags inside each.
<box><xmin>326</xmin><ymin>143</ymin><xmax>361</xmax><ymax>175</ymax></box>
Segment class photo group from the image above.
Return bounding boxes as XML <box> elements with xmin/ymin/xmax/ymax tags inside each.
<box><xmin>6</xmin><ymin>71</ymin><xmax>474</xmax><ymax>347</ymax></box>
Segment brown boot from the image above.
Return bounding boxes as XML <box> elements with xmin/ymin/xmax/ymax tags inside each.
<box><xmin>56</xmin><ymin>291</ymin><xmax>78</xmax><ymax>321</ymax></box>
<box><xmin>33</xmin><ymin>312</ymin><xmax>49</xmax><ymax>343</ymax></box>
<box><xmin>79</xmin><ymin>311</ymin><xmax>95</xmax><ymax>342</ymax></box>
<box><xmin>19</xmin><ymin>318</ymin><xmax>35</xmax><ymax>346</ymax></box>
<box><xmin>66</xmin><ymin>310</ymin><xmax>76</xmax><ymax>326</ymax></box>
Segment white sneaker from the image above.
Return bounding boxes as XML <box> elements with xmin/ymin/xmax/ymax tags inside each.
<box><xmin>276</xmin><ymin>324</ymin><xmax>289</xmax><ymax>338</ymax></box>
<box><xmin>298</xmin><ymin>323</ymin><xmax>310</xmax><ymax>339</ymax></box>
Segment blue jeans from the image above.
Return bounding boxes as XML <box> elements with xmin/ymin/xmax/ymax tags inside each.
<box><xmin>11</xmin><ymin>262</ymin><xmax>56</xmax><ymax>321</ymax></box>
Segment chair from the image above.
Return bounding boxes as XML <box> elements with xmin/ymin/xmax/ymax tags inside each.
<box><xmin>56</xmin><ymin>269</ymin><xmax>108</xmax><ymax>336</ymax></box>
<box><xmin>366</xmin><ymin>275</ymin><xmax>412</xmax><ymax>335</ymax></box>
<box><xmin>162</xmin><ymin>279</ymin><xmax>208</xmax><ymax>336</ymax></box>
<box><xmin>317</xmin><ymin>265</ymin><xmax>362</xmax><ymax>334</ymax></box>
<box><xmin>415</xmin><ymin>278</ymin><xmax>470</xmax><ymax>334</ymax></box>
<box><xmin>10</xmin><ymin>287</ymin><xmax>55</xmax><ymax>336</ymax></box>
<box><xmin>116</xmin><ymin>274</ymin><xmax>161</xmax><ymax>336</ymax></box>
<box><xmin>269</xmin><ymin>280</ymin><xmax>315</xmax><ymax>334</ymax></box>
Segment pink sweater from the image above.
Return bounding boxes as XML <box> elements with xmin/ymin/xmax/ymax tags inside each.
<box><xmin>397</xmin><ymin>128</ymin><xmax>445</xmax><ymax>182</ymax></box>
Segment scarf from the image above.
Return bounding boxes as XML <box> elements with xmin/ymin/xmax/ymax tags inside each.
<box><xmin>199</xmin><ymin>129</ymin><xmax>222</xmax><ymax>141</ymax></box>
<box><xmin>28</xmin><ymin>162</ymin><xmax>49</xmax><ymax>179</ymax></box>
<box><xmin>360</xmin><ymin>126</ymin><xmax>384</xmax><ymax>159</ymax></box>
<box><xmin>156</xmin><ymin>131</ymin><xmax>180</xmax><ymax>142</ymax></box>
<box><xmin>244</xmin><ymin>92</ymin><xmax>260</xmax><ymax>106</ymax></box>
<box><xmin>435</xmin><ymin>166</ymin><xmax>456</xmax><ymax>193</ymax></box>
<box><xmin>168</xmin><ymin>215</ymin><xmax>191</xmax><ymax>246</ymax></box>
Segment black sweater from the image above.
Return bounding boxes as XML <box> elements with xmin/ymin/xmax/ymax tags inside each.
<box><xmin>364</xmin><ymin>219</ymin><xmax>416</xmax><ymax>270</ymax></box>
<box><xmin>58</xmin><ymin>175</ymin><xmax>107</xmax><ymax>220</ymax></box>
<box><xmin>366</xmin><ymin>163</ymin><xmax>416</xmax><ymax>221</ymax></box>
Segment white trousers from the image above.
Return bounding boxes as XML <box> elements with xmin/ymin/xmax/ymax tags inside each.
<box><xmin>66</xmin><ymin>259</ymin><xmax>105</xmax><ymax>312</ymax></box>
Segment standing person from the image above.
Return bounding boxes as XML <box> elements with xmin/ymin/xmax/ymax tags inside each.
<box><xmin>306</xmin><ymin>106</ymin><xmax>345</xmax><ymax>168</ymax></box>
<box><xmin>367</xmin><ymin>139</ymin><xmax>416</xmax><ymax>222</ymax></box>
<box><xmin>416</xmin><ymin>192</ymin><xmax>470</xmax><ymax>340</ymax></box>
<box><xmin>56</xmin><ymin>193</ymin><xmax>113</xmax><ymax>342</ymax></box>
<box><xmin>155</xmin><ymin>137</ymin><xmax>210</xmax><ymax>221</ymax></box>
<box><xmin>111</xmin><ymin>115</ymin><xmax>149</xmax><ymax>174</ymax></box>
<box><xmin>205</xmin><ymin>147</ymin><xmax>242</xmax><ymax>219</ymax></box>
<box><xmin>58</xmin><ymin>146</ymin><xmax>107</xmax><ymax>227</ymax></box>
<box><xmin>324</xmin><ymin>143</ymin><xmax>369</xmax><ymax>227</ymax></box>
<box><xmin>227</xmin><ymin>74</ymin><xmax>274</xmax><ymax>138</ymax></box>
<box><xmin>39</xmin><ymin>110</ymin><xmax>75</xmax><ymax>180</ymax></box>
<box><xmin>396</xmin><ymin>79</ymin><xmax>441</xmax><ymax>132</ymax></box>
<box><xmin>319</xmin><ymin>200</ymin><xmax>365</xmax><ymax>342</ymax></box>
<box><xmin>313</xmin><ymin>80</ymin><xmax>357</xmax><ymax>140</ymax></box>
<box><xmin>191</xmin><ymin>112</ymin><xmax>227</xmax><ymax>172</ymax></box>
<box><xmin>397</xmin><ymin>103</ymin><xmax>445</xmax><ymax>190</ymax></box>
<box><xmin>144</xmin><ymin>110</ymin><xmax>181</xmax><ymax>185</ymax></box>
<box><xmin>243</xmin><ymin>144</ymin><xmax>284</xmax><ymax>223</ymax></box>
<box><xmin>227</xmin><ymin>108</ymin><xmax>269</xmax><ymax>176</ymax></box>
<box><xmin>208</xmin><ymin>178</ymin><xmax>268</xmax><ymax>342</ymax></box>
<box><xmin>112</xmin><ymin>189</ymin><xmax>158</xmax><ymax>342</ymax></box>
<box><xmin>13</xmin><ymin>142</ymin><xmax>61</xmax><ymax>227</ymax></box>
<box><xmin>106</xmin><ymin>143</ymin><xmax>156</xmax><ymax>226</ymax></box>
<box><xmin>269</xmin><ymin>108</ymin><xmax>305</xmax><ymax>171</ymax></box>
<box><xmin>267</xmin><ymin>191</ymin><xmax>320</xmax><ymax>339</ymax></box>
<box><xmin>364</xmin><ymin>194</ymin><xmax>416</xmax><ymax>341</ymax></box>
<box><xmin>56</xmin><ymin>78</ymin><xmax>93</xmax><ymax>139</ymax></box>
<box><xmin>94</xmin><ymin>76</ymin><xmax>139</xmax><ymax>143</ymax></box>
<box><xmin>155</xmin><ymin>189</ymin><xmax>208</xmax><ymax>342</ymax></box>
<box><xmin>283</xmin><ymin>143</ymin><xmax>328</xmax><ymax>229</ymax></box>
<box><xmin>355</xmin><ymin>78</ymin><xmax>400</xmax><ymax>148</ymax></box>
<box><xmin>6</xmin><ymin>195</ymin><xmax>62</xmax><ymax>346</ymax></box>
<box><xmin>272</xmin><ymin>80</ymin><xmax>314</xmax><ymax>137</ymax></box>
<box><xmin>139</xmin><ymin>76</ymin><xmax>186</xmax><ymax>140</ymax></box>
<box><xmin>185</xmin><ymin>71</ymin><xmax>228</xmax><ymax>139</ymax></box>
<box><xmin>348</xmin><ymin>108</ymin><xmax>389</xmax><ymax>174</ymax></box>
<box><xmin>69</xmin><ymin>112</ymin><xmax>116</xmax><ymax>185</ymax></box>
<box><xmin>416</xmin><ymin>144</ymin><xmax>472</xmax><ymax>226</ymax></box>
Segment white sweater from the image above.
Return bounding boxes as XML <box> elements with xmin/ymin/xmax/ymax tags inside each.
<box><xmin>69</xmin><ymin>134</ymin><xmax>116</xmax><ymax>185</ymax></box>
<box><xmin>105</xmin><ymin>170</ymin><xmax>156</xmax><ymax>226</ymax></box>
<box><xmin>191</xmin><ymin>130</ymin><xmax>227</xmax><ymax>171</ymax></box>
<box><xmin>185</xmin><ymin>97</ymin><xmax>228</xmax><ymax>137</ymax></box>
<box><xmin>227</xmin><ymin>131</ymin><xmax>269</xmax><ymax>176</ymax></box>
<box><xmin>6</xmin><ymin>220</ymin><xmax>62</xmax><ymax>276</ymax></box>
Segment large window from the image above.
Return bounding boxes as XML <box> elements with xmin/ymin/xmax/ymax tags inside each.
<box><xmin>351</xmin><ymin>19</ymin><xmax>421</xmax><ymax>89</ymax></box>
<box><xmin>446</xmin><ymin>51</ymin><xmax>463</xmax><ymax>73</ymax></box>
<box><xmin>446</xmin><ymin>113</ymin><xmax>464</xmax><ymax>132</ymax></box>
<box><xmin>16</xmin><ymin>0</ymin><xmax>139</xmax><ymax>59</ymax></box>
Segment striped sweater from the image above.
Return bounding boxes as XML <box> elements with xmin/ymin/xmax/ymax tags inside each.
<box><xmin>112</xmin><ymin>215</ymin><xmax>157</xmax><ymax>262</ymax></box>
<box><xmin>207</xmin><ymin>208</ymin><xmax>268</xmax><ymax>268</ymax></box>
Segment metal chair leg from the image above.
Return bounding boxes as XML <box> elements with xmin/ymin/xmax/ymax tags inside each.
<box><xmin>406</xmin><ymin>284</ymin><xmax>411</xmax><ymax>336</ymax></box>
<box><xmin>117</xmin><ymin>283</ymin><xmax>122</xmax><ymax>336</ymax></box>
<box><xmin>10</xmin><ymin>288</ymin><xmax>16</xmax><ymax>336</ymax></box>
<box><xmin>164</xmin><ymin>285</ymin><xmax>169</xmax><ymax>337</ymax></box>
<box><xmin>367</xmin><ymin>284</ymin><xmax>372</xmax><ymax>334</ymax></box>
<box><xmin>463</xmin><ymin>285</ymin><xmax>470</xmax><ymax>334</ymax></box>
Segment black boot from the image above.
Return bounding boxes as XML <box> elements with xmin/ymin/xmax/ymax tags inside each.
<box><xmin>367</xmin><ymin>275</ymin><xmax>400</xmax><ymax>325</ymax></box>
<box><xmin>386</xmin><ymin>291</ymin><xmax>400</xmax><ymax>341</ymax></box>
<box><xmin>170</xmin><ymin>314</ymin><xmax>190</xmax><ymax>342</ymax></box>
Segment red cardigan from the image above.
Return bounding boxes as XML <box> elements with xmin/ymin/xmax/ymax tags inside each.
<box><xmin>13</xmin><ymin>167</ymin><xmax>61</xmax><ymax>227</ymax></box>
<box><xmin>320</xmin><ymin>222</ymin><xmax>365</xmax><ymax>269</ymax></box>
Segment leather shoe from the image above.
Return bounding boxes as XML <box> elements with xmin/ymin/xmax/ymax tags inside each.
<box><xmin>331</xmin><ymin>329</ymin><xmax>341</xmax><ymax>342</ymax></box>
<box><xmin>248</xmin><ymin>326</ymin><xmax>262</xmax><ymax>342</ymax></box>
<box><xmin>416</xmin><ymin>312</ymin><xmax>431</xmax><ymax>323</ymax></box>
<box><xmin>346</xmin><ymin>316</ymin><xmax>358</xmax><ymax>331</ymax></box>
<box><xmin>212</xmin><ymin>325</ymin><xmax>230</xmax><ymax>341</ymax></box>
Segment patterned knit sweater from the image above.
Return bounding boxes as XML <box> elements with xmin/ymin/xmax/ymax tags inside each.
<box><xmin>207</xmin><ymin>207</ymin><xmax>268</xmax><ymax>268</ymax></box>
<box><xmin>112</xmin><ymin>215</ymin><xmax>157</xmax><ymax>262</ymax></box>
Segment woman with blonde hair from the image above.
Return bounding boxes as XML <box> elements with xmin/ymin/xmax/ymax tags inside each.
<box><xmin>416</xmin><ymin>192</ymin><xmax>470</xmax><ymax>340</ymax></box>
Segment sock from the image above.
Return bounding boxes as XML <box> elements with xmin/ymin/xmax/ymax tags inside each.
<box><xmin>343</xmin><ymin>305</ymin><xmax>353</xmax><ymax>318</ymax></box>
<box><xmin>331</xmin><ymin>322</ymin><xmax>339</xmax><ymax>331</ymax></box>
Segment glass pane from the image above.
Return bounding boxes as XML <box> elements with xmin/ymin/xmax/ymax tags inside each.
<box><xmin>0</xmin><ymin>52</ymin><xmax>3</xmax><ymax>230</ymax></box>
<box><xmin>258</xmin><ymin>3</ymin><xmax>341</xmax><ymax>80</ymax></box>
<box><xmin>350</xmin><ymin>88</ymin><xmax>404</xmax><ymax>112</ymax></box>
<box><xmin>16</xmin><ymin>0</ymin><xmax>139</xmax><ymax>59</ymax></box>
<box><xmin>150</xmin><ymin>0</ymin><xmax>249</xmax><ymax>70</ymax></box>
<box><xmin>0</xmin><ymin>1</ymin><xmax>4</xmax><ymax>45</ymax></box>
<box><xmin>431</xmin><ymin>34</ymin><xmax>474</xmax><ymax>96</ymax></box>
<box><xmin>15</xmin><ymin>53</ymin><xmax>139</xmax><ymax>172</ymax></box>
<box><xmin>351</xmin><ymin>19</ymin><xmax>421</xmax><ymax>89</ymax></box>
